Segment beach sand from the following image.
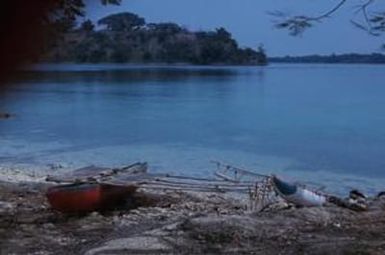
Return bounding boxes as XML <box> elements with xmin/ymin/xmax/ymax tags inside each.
<box><xmin>1</xmin><ymin>167</ymin><xmax>385</xmax><ymax>255</ymax></box>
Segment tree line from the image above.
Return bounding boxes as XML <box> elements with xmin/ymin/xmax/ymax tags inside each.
<box><xmin>269</xmin><ymin>53</ymin><xmax>385</xmax><ymax>64</ymax></box>
<box><xmin>43</xmin><ymin>12</ymin><xmax>267</xmax><ymax>65</ymax></box>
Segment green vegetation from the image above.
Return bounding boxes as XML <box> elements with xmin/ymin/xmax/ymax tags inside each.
<box><xmin>42</xmin><ymin>12</ymin><xmax>267</xmax><ymax>65</ymax></box>
<box><xmin>269</xmin><ymin>53</ymin><xmax>385</xmax><ymax>64</ymax></box>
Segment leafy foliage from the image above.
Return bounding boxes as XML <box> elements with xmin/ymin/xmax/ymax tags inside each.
<box><xmin>98</xmin><ymin>12</ymin><xmax>146</xmax><ymax>31</ymax></box>
<box><xmin>272</xmin><ymin>15</ymin><xmax>313</xmax><ymax>37</ymax></box>
<box><xmin>43</xmin><ymin>12</ymin><xmax>267</xmax><ymax>65</ymax></box>
<box><xmin>369</xmin><ymin>12</ymin><xmax>385</xmax><ymax>33</ymax></box>
<box><xmin>101</xmin><ymin>0</ymin><xmax>122</xmax><ymax>5</ymax></box>
<box><xmin>80</xmin><ymin>20</ymin><xmax>95</xmax><ymax>32</ymax></box>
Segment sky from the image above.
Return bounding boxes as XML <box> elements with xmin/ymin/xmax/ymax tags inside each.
<box><xmin>85</xmin><ymin>0</ymin><xmax>385</xmax><ymax>56</ymax></box>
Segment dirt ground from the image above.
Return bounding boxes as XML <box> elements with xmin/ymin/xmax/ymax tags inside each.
<box><xmin>1</xmin><ymin>181</ymin><xmax>385</xmax><ymax>255</ymax></box>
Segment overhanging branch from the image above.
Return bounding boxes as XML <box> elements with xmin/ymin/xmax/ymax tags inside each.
<box><xmin>271</xmin><ymin>0</ymin><xmax>384</xmax><ymax>37</ymax></box>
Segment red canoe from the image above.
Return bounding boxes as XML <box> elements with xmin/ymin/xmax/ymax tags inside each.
<box><xmin>46</xmin><ymin>183</ymin><xmax>137</xmax><ymax>213</ymax></box>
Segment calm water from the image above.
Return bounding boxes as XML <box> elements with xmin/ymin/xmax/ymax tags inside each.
<box><xmin>1</xmin><ymin>64</ymin><xmax>385</xmax><ymax>193</ymax></box>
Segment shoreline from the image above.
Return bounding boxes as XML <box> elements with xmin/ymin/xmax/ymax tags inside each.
<box><xmin>1</xmin><ymin>166</ymin><xmax>385</xmax><ymax>254</ymax></box>
<box><xmin>1</xmin><ymin>157</ymin><xmax>384</xmax><ymax>196</ymax></box>
<box><xmin>25</xmin><ymin>61</ymin><xmax>385</xmax><ymax>69</ymax></box>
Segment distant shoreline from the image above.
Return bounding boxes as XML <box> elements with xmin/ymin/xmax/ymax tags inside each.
<box><xmin>22</xmin><ymin>61</ymin><xmax>385</xmax><ymax>72</ymax></box>
<box><xmin>31</xmin><ymin>62</ymin><xmax>267</xmax><ymax>67</ymax></box>
<box><xmin>269</xmin><ymin>53</ymin><xmax>385</xmax><ymax>64</ymax></box>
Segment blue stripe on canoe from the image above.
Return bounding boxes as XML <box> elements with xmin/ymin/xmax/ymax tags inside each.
<box><xmin>272</xmin><ymin>176</ymin><xmax>297</xmax><ymax>195</ymax></box>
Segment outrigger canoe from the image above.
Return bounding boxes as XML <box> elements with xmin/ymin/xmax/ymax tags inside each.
<box><xmin>272</xmin><ymin>176</ymin><xmax>326</xmax><ymax>207</ymax></box>
<box><xmin>46</xmin><ymin>183</ymin><xmax>137</xmax><ymax>213</ymax></box>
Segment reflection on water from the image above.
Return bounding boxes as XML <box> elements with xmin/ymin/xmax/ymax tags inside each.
<box><xmin>1</xmin><ymin>64</ymin><xmax>385</xmax><ymax>193</ymax></box>
<box><xmin>14</xmin><ymin>65</ymin><xmax>237</xmax><ymax>83</ymax></box>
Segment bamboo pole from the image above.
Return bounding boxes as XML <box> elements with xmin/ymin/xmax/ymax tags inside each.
<box><xmin>149</xmin><ymin>178</ymin><xmax>253</xmax><ymax>187</ymax></box>
<box><xmin>140</xmin><ymin>184</ymin><xmax>251</xmax><ymax>193</ymax></box>
<box><xmin>138</xmin><ymin>181</ymin><xmax>251</xmax><ymax>191</ymax></box>
<box><xmin>210</xmin><ymin>160</ymin><xmax>270</xmax><ymax>179</ymax></box>
<box><xmin>46</xmin><ymin>162</ymin><xmax>148</xmax><ymax>184</ymax></box>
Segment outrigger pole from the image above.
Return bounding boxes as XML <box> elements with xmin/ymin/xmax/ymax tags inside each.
<box><xmin>210</xmin><ymin>160</ymin><xmax>270</xmax><ymax>183</ymax></box>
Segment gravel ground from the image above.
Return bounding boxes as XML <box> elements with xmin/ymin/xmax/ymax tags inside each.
<box><xmin>1</xmin><ymin>178</ymin><xmax>385</xmax><ymax>255</ymax></box>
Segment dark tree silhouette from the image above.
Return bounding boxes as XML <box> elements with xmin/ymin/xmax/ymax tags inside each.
<box><xmin>80</xmin><ymin>20</ymin><xmax>95</xmax><ymax>33</ymax></box>
<box><xmin>98</xmin><ymin>12</ymin><xmax>146</xmax><ymax>32</ymax></box>
<box><xmin>44</xmin><ymin>11</ymin><xmax>267</xmax><ymax>65</ymax></box>
<box><xmin>0</xmin><ymin>0</ymin><xmax>122</xmax><ymax>84</ymax></box>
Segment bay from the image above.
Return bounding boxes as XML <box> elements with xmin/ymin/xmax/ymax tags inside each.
<box><xmin>1</xmin><ymin>64</ymin><xmax>385</xmax><ymax>194</ymax></box>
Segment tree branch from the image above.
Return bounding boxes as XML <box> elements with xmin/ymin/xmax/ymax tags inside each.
<box><xmin>307</xmin><ymin>0</ymin><xmax>348</xmax><ymax>21</ymax></box>
<box><xmin>271</xmin><ymin>0</ymin><xmax>385</xmax><ymax>38</ymax></box>
<box><xmin>351</xmin><ymin>0</ymin><xmax>381</xmax><ymax>36</ymax></box>
<box><xmin>270</xmin><ymin>0</ymin><xmax>348</xmax><ymax>36</ymax></box>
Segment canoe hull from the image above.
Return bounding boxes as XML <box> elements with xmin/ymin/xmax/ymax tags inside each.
<box><xmin>284</xmin><ymin>188</ymin><xmax>326</xmax><ymax>207</ymax></box>
<box><xmin>272</xmin><ymin>176</ymin><xmax>326</xmax><ymax>207</ymax></box>
<box><xmin>46</xmin><ymin>183</ymin><xmax>137</xmax><ymax>213</ymax></box>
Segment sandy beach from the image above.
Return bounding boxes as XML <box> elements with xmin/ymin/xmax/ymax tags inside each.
<box><xmin>1</xmin><ymin>167</ymin><xmax>385</xmax><ymax>255</ymax></box>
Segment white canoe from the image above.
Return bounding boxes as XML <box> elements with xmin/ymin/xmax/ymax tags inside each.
<box><xmin>272</xmin><ymin>176</ymin><xmax>326</xmax><ymax>207</ymax></box>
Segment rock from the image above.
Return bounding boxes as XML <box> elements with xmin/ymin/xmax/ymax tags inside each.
<box><xmin>281</xmin><ymin>207</ymin><xmax>333</xmax><ymax>224</ymax></box>
<box><xmin>85</xmin><ymin>236</ymin><xmax>171</xmax><ymax>255</ymax></box>
<box><xmin>377</xmin><ymin>191</ymin><xmax>385</xmax><ymax>198</ymax></box>
<box><xmin>368</xmin><ymin>195</ymin><xmax>385</xmax><ymax>211</ymax></box>
<box><xmin>350</xmin><ymin>189</ymin><xmax>366</xmax><ymax>199</ymax></box>
<box><xmin>162</xmin><ymin>222</ymin><xmax>179</xmax><ymax>231</ymax></box>
<box><xmin>180</xmin><ymin>215</ymin><xmax>261</xmax><ymax>244</ymax></box>
<box><xmin>0</xmin><ymin>112</ymin><xmax>11</xmax><ymax>119</ymax></box>
<box><xmin>0</xmin><ymin>201</ymin><xmax>14</xmax><ymax>213</ymax></box>
<box><xmin>47</xmin><ymin>163</ymin><xmax>64</xmax><ymax>170</ymax></box>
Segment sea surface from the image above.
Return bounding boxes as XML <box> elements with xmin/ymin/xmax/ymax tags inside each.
<box><xmin>1</xmin><ymin>64</ymin><xmax>385</xmax><ymax>194</ymax></box>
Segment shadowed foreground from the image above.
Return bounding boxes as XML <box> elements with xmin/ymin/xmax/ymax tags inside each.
<box><xmin>1</xmin><ymin>181</ymin><xmax>385</xmax><ymax>255</ymax></box>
